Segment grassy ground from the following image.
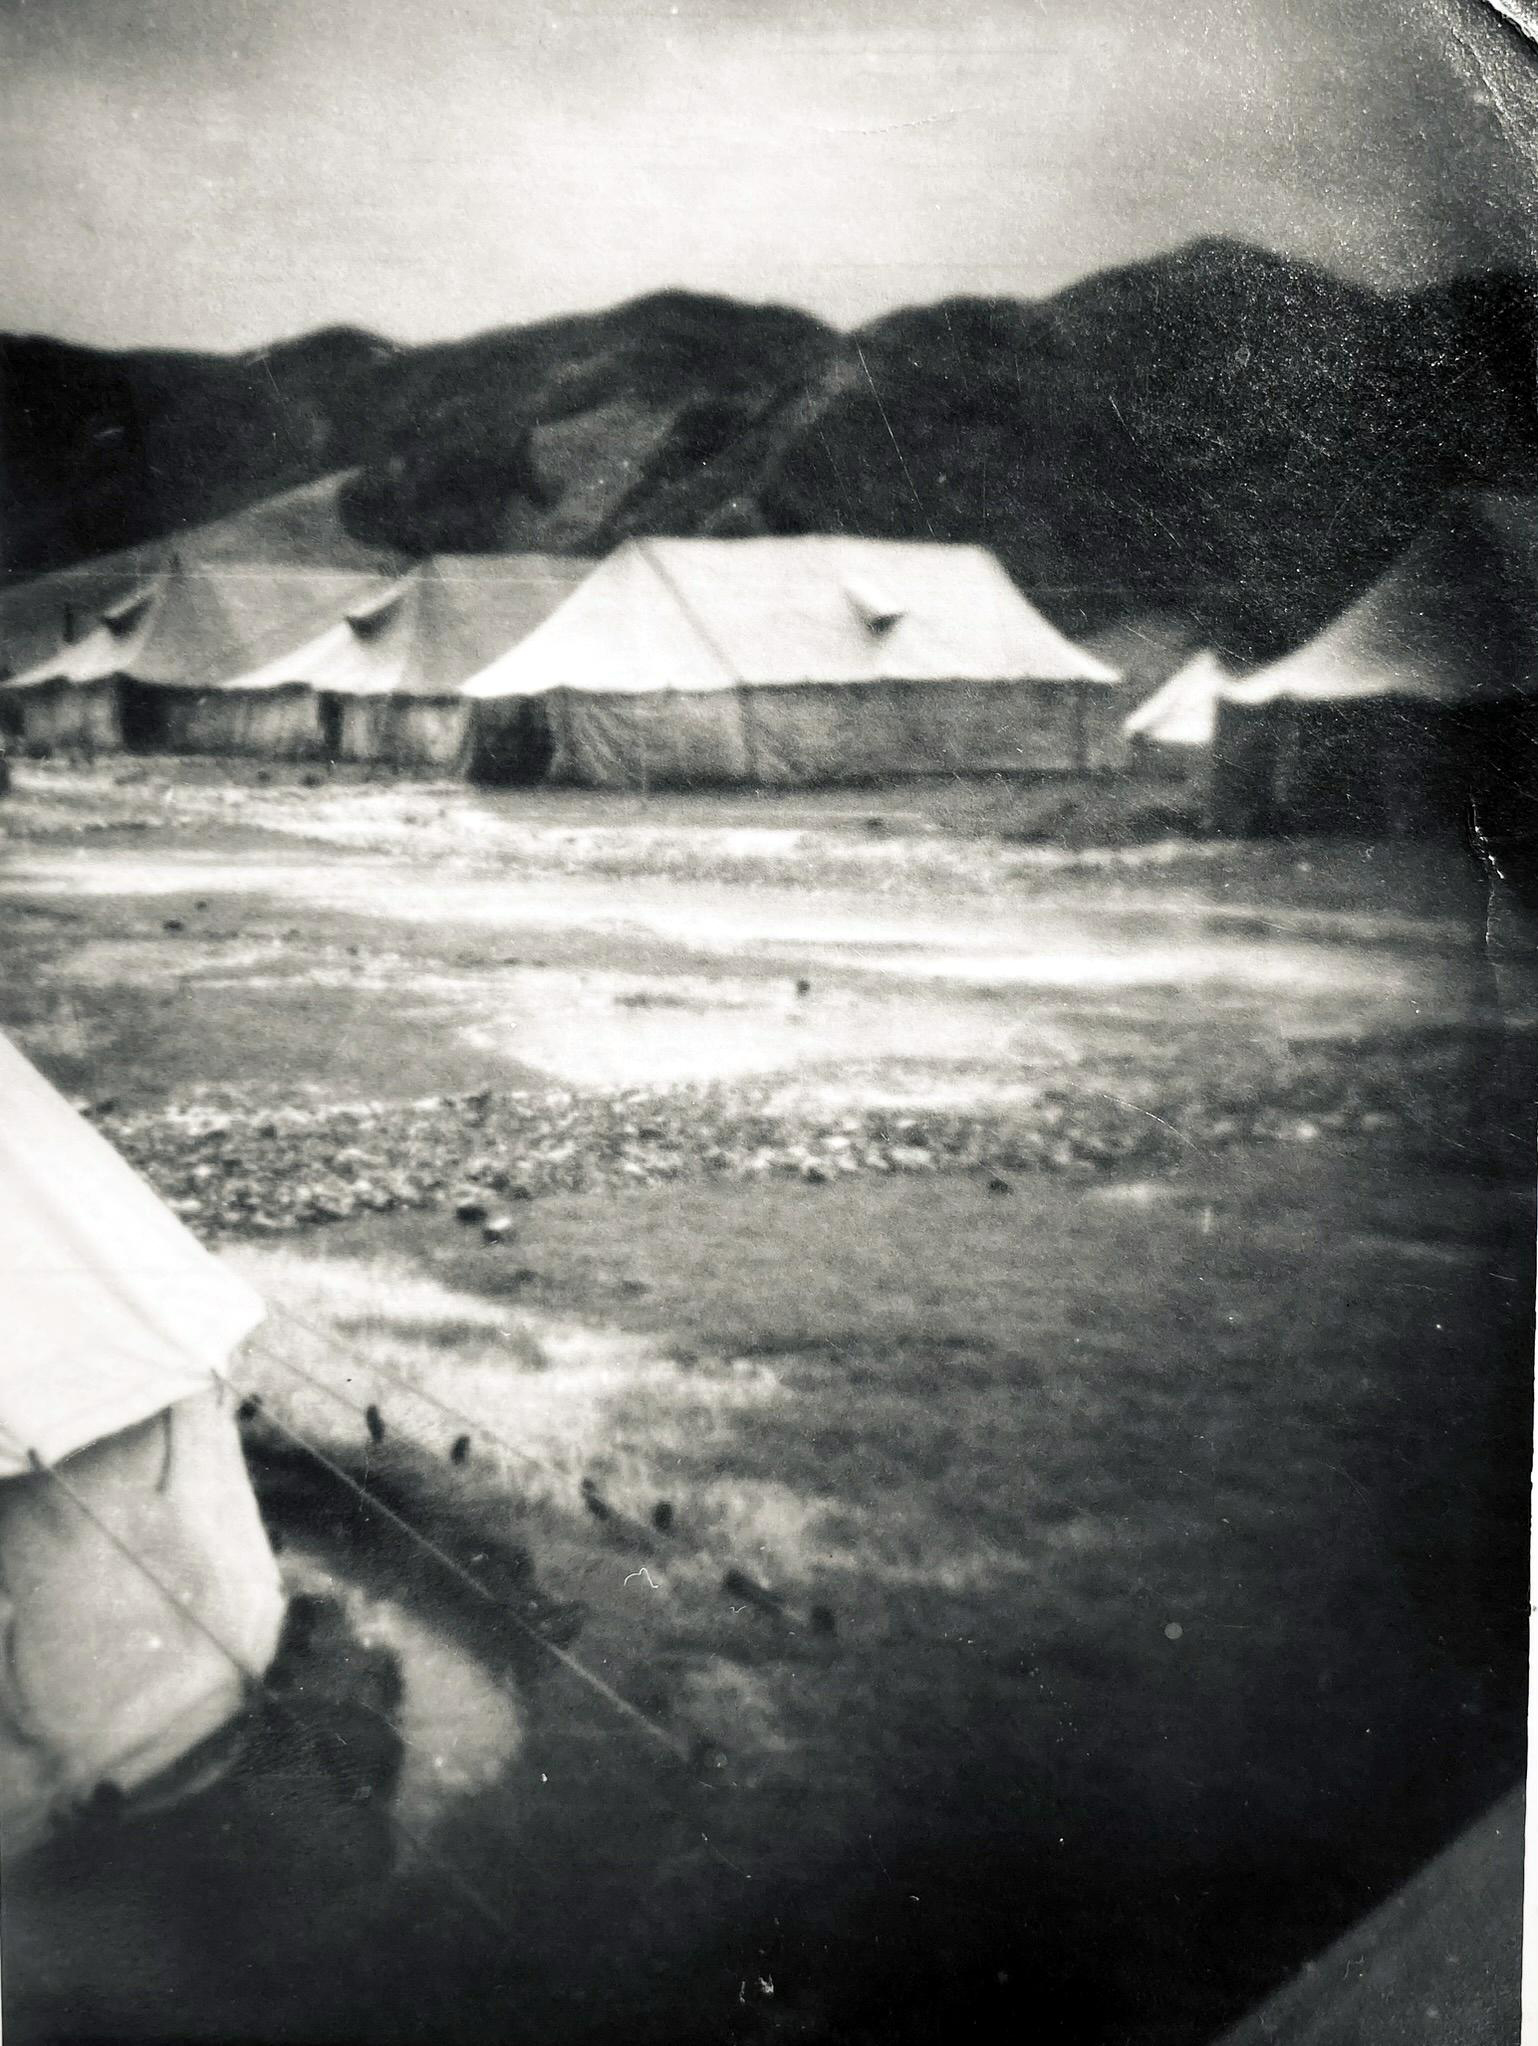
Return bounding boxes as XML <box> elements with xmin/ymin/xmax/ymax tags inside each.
<box><xmin>1</xmin><ymin>764</ymin><xmax>1531</xmax><ymax>2045</ymax></box>
<box><xmin>177</xmin><ymin>1159</ymin><xmax>1537</xmax><ymax>2044</ymax></box>
<box><xmin>0</xmin><ymin>756</ymin><xmax>1501</xmax><ymax>915</ymax></box>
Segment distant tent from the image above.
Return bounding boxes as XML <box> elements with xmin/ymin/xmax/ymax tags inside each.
<box><xmin>0</xmin><ymin>469</ymin><xmax>410</xmax><ymax>707</ymax></box>
<box><xmin>225</xmin><ymin>555</ymin><xmax>591</xmax><ymax>772</ymax></box>
<box><xmin>0</xmin><ymin>581</ymin><xmax>162</xmax><ymax>751</ymax></box>
<box><xmin>0</xmin><ymin>549</ymin><xmax>167</xmax><ymax>689</ymax></box>
<box><xmin>0</xmin><ymin>1032</ymin><xmax>285</xmax><ymax>1857</ymax></box>
<box><xmin>1209</xmin><ymin>496</ymin><xmax>1538</xmax><ymax>837</ymax></box>
<box><xmin>1077</xmin><ymin>612</ymin><xmax>1203</xmax><ymax>771</ymax></box>
<box><xmin>0</xmin><ymin>556</ymin><xmax>400</xmax><ymax>758</ymax></box>
<box><xmin>463</xmin><ymin>537</ymin><xmax>1118</xmax><ymax>789</ymax></box>
<box><xmin>1124</xmin><ymin>649</ymin><xmax>1241</xmax><ymax>773</ymax></box>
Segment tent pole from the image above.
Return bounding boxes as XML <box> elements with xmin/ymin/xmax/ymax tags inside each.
<box><xmin>738</xmin><ymin>684</ymin><xmax>759</xmax><ymax>787</ymax></box>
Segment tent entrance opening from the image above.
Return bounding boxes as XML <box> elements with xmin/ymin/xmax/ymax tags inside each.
<box><xmin>318</xmin><ymin>693</ymin><xmax>344</xmax><ymax>760</ymax></box>
<box><xmin>471</xmin><ymin>701</ymin><xmax>555</xmax><ymax>786</ymax></box>
<box><xmin>119</xmin><ymin>681</ymin><xmax>169</xmax><ymax>753</ymax></box>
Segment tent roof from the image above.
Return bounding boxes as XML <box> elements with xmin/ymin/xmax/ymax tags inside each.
<box><xmin>465</xmin><ymin>537</ymin><xmax>1118</xmax><ymax>699</ymax></box>
<box><xmin>224</xmin><ymin>554</ymin><xmax>591</xmax><ymax>697</ymax></box>
<box><xmin>0</xmin><ymin>470</ymin><xmax>410</xmax><ymax>680</ymax></box>
<box><xmin>1124</xmin><ymin>649</ymin><xmax>1239</xmax><ymax>746</ymax></box>
<box><xmin>2</xmin><ymin>559</ymin><xmax>398</xmax><ymax>694</ymax></box>
<box><xmin>0</xmin><ymin>1034</ymin><xmax>264</xmax><ymax>1475</ymax></box>
<box><xmin>0</xmin><ymin>547</ymin><xmax>166</xmax><ymax>681</ymax></box>
<box><xmin>1228</xmin><ymin>497</ymin><xmax>1538</xmax><ymax>710</ymax></box>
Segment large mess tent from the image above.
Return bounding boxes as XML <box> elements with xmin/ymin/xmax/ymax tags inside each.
<box><xmin>226</xmin><ymin>554</ymin><xmax>591</xmax><ymax>771</ymax></box>
<box><xmin>0</xmin><ymin>556</ymin><xmax>400</xmax><ymax>757</ymax></box>
<box><xmin>1208</xmin><ymin>495</ymin><xmax>1538</xmax><ymax>836</ymax></box>
<box><xmin>0</xmin><ymin>1032</ymin><xmax>285</xmax><ymax>1857</ymax></box>
<box><xmin>463</xmin><ymin>536</ymin><xmax>1118</xmax><ymax>788</ymax></box>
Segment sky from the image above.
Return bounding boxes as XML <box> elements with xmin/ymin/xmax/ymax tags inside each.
<box><xmin>1</xmin><ymin>0</ymin><xmax>1533</xmax><ymax>352</ymax></box>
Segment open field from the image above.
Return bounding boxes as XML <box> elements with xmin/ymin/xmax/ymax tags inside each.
<box><xmin>1</xmin><ymin>762</ymin><xmax>1532</xmax><ymax>2046</ymax></box>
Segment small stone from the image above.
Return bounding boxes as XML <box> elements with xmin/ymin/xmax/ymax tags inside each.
<box><xmin>482</xmin><ymin>1216</ymin><xmax>515</xmax><ymax>1244</ymax></box>
<box><xmin>801</xmin><ymin>1162</ymin><xmax>828</xmax><ymax>1184</ymax></box>
<box><xmin>889</xmin><ymin>1145</ymin><xmax>933</xmax><ymax>1171</ymax></box>
<box><xmin>794</xmin><ymin>977</ymin><xmax>812</xmax><ymax>997</ymax></box>
<box><xmin>651</xmin><ymin>1501</ymin><xmax>675</xmax><ymax>1534</ymax></box>
<box><xmin>162</xmin><ymin>918</ymin><xmax>184</xmax><ymax>934</ymax></box>
<box><xmin>365</xmin><ymin>1404</ymin><xmax>386</xmax><ymax>1445</ymax></box>
<box><xmin>450</xmin><ymin>1434</ymin><xmax>472</xmax><ymax>1467</ymax></box>
<box><xmin>453</xmin><ymin>1195</ymin><xmax>490</xmax><ymax>1224</ymax></box>
<box><xmin>987</xmin><ymin>1174</ymin><xmax>1013</xmax><ymax>1195</ymax></box>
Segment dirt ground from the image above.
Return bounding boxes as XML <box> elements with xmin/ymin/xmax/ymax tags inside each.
<box><xmin>1</xmin><ymin>762</ymin><xmax>1531</xmax><ymax>2046</ymax></box>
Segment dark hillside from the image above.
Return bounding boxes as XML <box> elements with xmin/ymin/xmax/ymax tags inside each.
<box><xmin>5</xmin><ymin>243</ymin><xmax>1533</xmax><ymax>654</ymax></box>
<box><xmin>759</xmin><ymin>241</ymin><xmax>1538</xmax><ymax>656</ymax></box>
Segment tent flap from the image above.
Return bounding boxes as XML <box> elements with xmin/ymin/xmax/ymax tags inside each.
<box><xmin>0</xmin><ymin>1034</ymin><xmax>265</xmax><ymax>1476</ymax></box>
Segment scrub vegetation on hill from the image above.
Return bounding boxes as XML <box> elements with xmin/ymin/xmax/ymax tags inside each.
<box><xmin>7</xmin><ymin>241</ymin><xmax>1535</xmax><ymax>660</ymax></box>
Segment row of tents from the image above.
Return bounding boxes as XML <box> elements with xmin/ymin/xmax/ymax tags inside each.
<box><xmin>0</xmin><ymin>511</ymin><xmax>1122</xmax><ymax>787</ymax></box>
<box><xmin>2</xmin><ymin>479</ymin><xmax>1534</xmax><ymax>829</ymax></box>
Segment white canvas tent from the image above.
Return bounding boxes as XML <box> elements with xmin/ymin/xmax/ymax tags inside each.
<box><xmin>463</xmin><ymin>536</ymin><xmax>1118</xmax><ymax>788</ymax></box>
<box><xmin>0</xmin><ymin>586</ymin><xmax>155</xmax><ymax>751</ymax></box>
<box><xmin>0</xmin><ymin>1033</ymin><xmax>285</xmax><ymax>1857</ymax></box>
<box><xmin>1208</xmin><ymin>495</ymin><xmax>1538</xmax><ymax>835</ymax></box>
<box><xmin>1124</xmin><ymin>649</ymin><xmax>1238</xmax><ymax>764</ymax></box>
<box><xmin>225</xmin><ymin>554</ymin><xmax>591</xmax><ymax>771</ymax></box>
<box><xmin>0</xmin><ymin>473</ymin><xmax>410</xmax><ymax>755</ymax></box>
<box><xmin>0</xmin><ymin>557</ymin><xmax>398</xmax><ymax>757</ymax></box>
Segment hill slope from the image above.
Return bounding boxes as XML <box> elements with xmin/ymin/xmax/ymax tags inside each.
<box><xmin>6</xmin><ymin>244</ymin><xmax>1534</xmax><ymax>657</ymax></box>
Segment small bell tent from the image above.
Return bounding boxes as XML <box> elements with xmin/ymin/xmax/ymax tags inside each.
<box><xmin>1123</xmin><ymin>649</ymin><xmax>1241</xmax><ymax>774</ymax></box>
<box><xmin>0</xmin><ymin>1032</ymin><xmax>285</xmax><ymax>1857</ymax></box>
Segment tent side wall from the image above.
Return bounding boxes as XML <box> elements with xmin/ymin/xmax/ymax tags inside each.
<box><xmin>153</xmin><ymin>684</ymin><xmax>324</xmax><ymax>761</ymax></box>
<box><xmin>1207</xmin><ymin>695</ymin><xmax>1534</xmax><ymax>838</ymax></box>
<box><xmin>477</xmin><ymin>674</ymin><xmax>1110</xmax><ymax>791</ymax></box>
<box><xmin>1207</xmin><ymin>699</ymin><xmax>1284</xmax><ymax>836</ymax></box>
<box><xmin>1</xmin><ymin>679</ymin><xmax>123</xmax><ymax>753</ymax></box>
<box><xmin>334</xmin><ymin>693</ymin><xmax>474</xmax><ymax>772</ymax></box>
<box><xmin>0</xmin><ymin>1386</ymin><xmax>285</xmax><ymax>1856</ymax></box>
<box><xmin>548</xmin><ymin>687</ymin><xmax>753</xmax><ymax>789</ymax></box>
<box><xmin>746</xmin><ymin>677</ymin><xmax>1103</xmax><ymax>786</ymax></box>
